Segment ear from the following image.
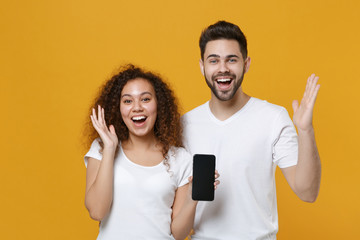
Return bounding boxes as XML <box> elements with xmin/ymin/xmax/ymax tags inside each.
<box><xmin>199</xmin><ymin>59</ymin><xmax>205</xmax><ymax>76</ymax></box>
<box><xmin>244</xmin><ymin>57</ymin><xmax>251</xmax><ymax>73</ymax></box>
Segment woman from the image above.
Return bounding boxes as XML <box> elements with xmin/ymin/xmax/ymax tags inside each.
<box><xmin>84</xmin><ymin>64</ymin><xmax>218</xmax><ymax>239</ymax></box>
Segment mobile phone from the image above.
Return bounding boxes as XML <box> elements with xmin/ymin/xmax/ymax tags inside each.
<box><xmin>192</xmin><ymin>154</ymin><xmax>216</xmax><ymax>201</ymax></box>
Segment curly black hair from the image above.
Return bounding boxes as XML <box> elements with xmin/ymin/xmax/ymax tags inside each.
<box><xmin>84</xmin><ymin>64</ymin><xmax>183</xmax><ymax>167</ymax></box>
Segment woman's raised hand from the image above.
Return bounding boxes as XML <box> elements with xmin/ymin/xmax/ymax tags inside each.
<box><xmin>90</xmin><ymin>105</ymin><xmax>119</xmax><ymax>151</ymax></box>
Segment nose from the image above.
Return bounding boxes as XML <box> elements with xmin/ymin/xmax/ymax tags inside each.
<box><xmin>132</xmin><ymin>99</ymin><xmax>143</xmax><ymax>112</ymax></box>
<box><xmin>218</xmin><ymin>60</ymin><xmax>229</xmax><ymax>73</ymax></box>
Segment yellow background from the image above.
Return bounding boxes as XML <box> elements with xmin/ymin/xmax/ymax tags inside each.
<box><xmin>1</xmin><ymin>0</ymin><xmax>359</xmax><ymax>239</ymax></box>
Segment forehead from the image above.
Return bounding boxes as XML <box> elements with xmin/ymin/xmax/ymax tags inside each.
<box><xmin>204</xmin><ymin>39</ymin><xmax>242</xmax><ymax>58</ymax></box>
<box><xmin>122</xmin><ymin>78</ymin><xmax>155</xmax><ymax>94</ymax></box>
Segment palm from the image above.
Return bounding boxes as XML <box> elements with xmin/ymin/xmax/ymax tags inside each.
<box><xmin>90</xmin><ymin>105</ymin><xmax>119</xmax><ymax>149</ymax></box>
<box><xmin>292</xmin><ymin>74</ymin><xmax>320</xmax><ymax>132</ymax></box>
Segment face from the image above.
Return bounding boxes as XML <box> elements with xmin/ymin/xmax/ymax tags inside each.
<box><xmin>120</xmin><ymin>78</ymin><xmax>157</xmax><ymax>138</ymax></box>
<box><xmin>200</xmin><ymin>39</ymin><xmax>250</xmax><ymax>101</ymax></box>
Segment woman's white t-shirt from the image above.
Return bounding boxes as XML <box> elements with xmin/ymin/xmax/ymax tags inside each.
<box><xmin>85</xmin><ymin>140</ymin><xmax>192</xmax><ymax>240</ymax></box>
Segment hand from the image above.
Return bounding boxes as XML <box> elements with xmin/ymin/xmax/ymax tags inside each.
<box><xmin>292</xmin><ymin>74</ymin><xmax>320</xmax><ymax>132</ymax></box>
<box><xmin>187</xmin><ymin>170</ymin><xmax>221</xmax><ymax>195</ymax></box>
<box><xmin>214</xmin><ymin>170</ymin><xmax>220</xmax><ymax>190</ymax></box>
<box><xmin>90</xmin><ymin>105</ymin><xmax>119</xmax><ymax>151</ymax></box>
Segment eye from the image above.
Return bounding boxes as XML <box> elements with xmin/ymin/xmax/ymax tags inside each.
<box><xmin>228</xmin><ymin>58</ymin><xmax>237</xmax><ymax>63</ymax></box>
<box><xmin>142</xmin><ymin>97</ymin><xmax>151</xmax><ymax>102</ymax></box>
<box><xmin>123</xmin><ymin>99</ymin><xmax>132</xmax><ymax>104</ymax></box>
<box><xmin>209</xmin><ymin>59</ymin><xmax>218</xmax><ymax>64</ymax></box>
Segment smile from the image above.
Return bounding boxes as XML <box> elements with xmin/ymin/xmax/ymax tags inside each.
<box><xmin>131</xmin><ymin>115</ymin><xmax>147</xmax><ymax>123</ymax></box>
<box><xmin>215</xmin><ymin>77</ymin><xmax>233</xmax><ymax>89</ymax></box>
<box><xmin>216</xmin><ymin>78</ymin><xmax>232</xmax><ymax>83</ymax></box>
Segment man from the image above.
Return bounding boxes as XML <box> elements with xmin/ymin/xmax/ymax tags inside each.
<box><xmin>182</xmin><ymin>21</ymin><xmax>321</xmax><ymax>239</ymax></box>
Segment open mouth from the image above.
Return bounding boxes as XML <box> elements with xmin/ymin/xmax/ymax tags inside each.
<box><xmin>131</xmin><ymin>115</ymin><xmax>147</xmax><ymax>124</ymax></box>
<box><xmin>215</xmin><ymin>78</ymin><xmax>233</xmax><ymax>89</ymax></box>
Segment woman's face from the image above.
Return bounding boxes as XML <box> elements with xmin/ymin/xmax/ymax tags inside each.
<box><xmin>120</xmin><ymin>78</ymin><xmax>157</xmax><ymax>138</ymax></box>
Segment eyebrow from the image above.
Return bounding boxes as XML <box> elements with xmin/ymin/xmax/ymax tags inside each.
<box><xmin>121</xmin><ymin>91</ymin><xmax>153</xmax><ymax>99</ymax></box>
<box><xmin>206</xmin><ymin>54</ymin><xmax>240</xmax><ymax>59</ymax></box>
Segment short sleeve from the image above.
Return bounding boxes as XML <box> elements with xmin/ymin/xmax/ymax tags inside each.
<box><xmin>271</xmin><ymin>108</ymin><xmax>298</xmax><ymax>168</ymax></box>
<box><xmin>171</xmin><ymin>148</ymin><xmax>193</xmax><ymax>188</ymax></box>
<box><xmin>84</xmin><ymin>138</ymin><xmax>103</xmax><ymax>167</ymax></box>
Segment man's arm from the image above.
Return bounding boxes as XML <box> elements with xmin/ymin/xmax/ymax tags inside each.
<box><xmin>281</xmin><ymin>74</ymin><xmax>321</xmax><ymax>203</ymax></box>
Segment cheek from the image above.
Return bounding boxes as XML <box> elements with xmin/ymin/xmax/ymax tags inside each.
<box><xmin>234</xmin><ymin>64</ymin><xmax>245</xmax><ymax>75</ymax></box>
<box><xmin>119</xmin><ymin>105</ymin><xmax>130</xmax><ymax>118</ymax></box>
<box><xmin>148</xmin><ymin>103</ymin><xmax>157</xmax><ymax>117</ymax></box>
<box><xmin>204</xmin><ymin>66</ymin><xmax>215</xmax><ymax>77</ymax></box>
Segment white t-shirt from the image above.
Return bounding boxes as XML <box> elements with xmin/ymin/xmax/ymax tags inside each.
<box><xmin>182</xmin><ymin>97</ymin><xmax>298</xmax><ymax>240</ymax></box>
<box><xmin>85</xmin><ymin>140</ymin><xmax>192</xmax><ymax>240</ymax></box>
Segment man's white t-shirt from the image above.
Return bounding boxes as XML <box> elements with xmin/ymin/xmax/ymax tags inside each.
<box><xmin>182</xmin><ymin>97</ymin><xmax>298</xmax><ymax>240</ymax></box>
<box><xmin>85</xmin><ymin>140</ymin><xmax>192</xmax><ymax>240</ymax></box>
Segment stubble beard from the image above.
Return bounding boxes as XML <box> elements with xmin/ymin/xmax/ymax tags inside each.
<box><xmin>205</xmin><ymin>72</ymin><xmax>245</xmax><ymax>102</ymax></box>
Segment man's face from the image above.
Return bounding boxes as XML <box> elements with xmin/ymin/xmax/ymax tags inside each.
<box><xmin>200</xmin><ymin>39</ymin><xmax>250</xmax><ymax>101</ymax></box>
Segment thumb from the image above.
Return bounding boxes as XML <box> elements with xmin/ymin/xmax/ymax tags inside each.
<box><xmin>292</xmin><ymin>100</ymin><xmax>299</xmax><ymax>114</ymax></box>
<box><xmin>109</xmin><ymin>125</ymin><xmax>116</xmax><ymax>135</ymax></box>
<box><xmin>188</xmin><ymin>176</ymin><xmax>193</xmax><ymax>184</ymax></box>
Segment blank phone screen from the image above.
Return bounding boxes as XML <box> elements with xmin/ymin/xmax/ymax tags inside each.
<box><xmin>192</xmin><ymin>154</ymin><xmax>216</xmax><ymax>201</ymax></box>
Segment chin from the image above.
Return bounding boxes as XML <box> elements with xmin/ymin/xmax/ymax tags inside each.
<box><xmin>129</xmin><ymin>128</ymin><xmax>155</xmax><ymax>138</ymax></box>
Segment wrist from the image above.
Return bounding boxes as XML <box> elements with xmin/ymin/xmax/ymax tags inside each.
<box><xmin>103</xmin><ymin>145</ymin><xmax>117</xmax><ymax>154</ymax></box>
<box><xmin>297</xmin><ymin>126</ymin><xmax>315</xmax><ymax>136</ymax></box>
<box><xmin>186</xmin><ymin>194</ymin><xmax>198</xmax><ymax>206</ymax></box>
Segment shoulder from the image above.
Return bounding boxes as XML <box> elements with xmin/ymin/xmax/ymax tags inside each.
<box><xmin>247</xmin><ymin>97</ymin><xmax>289</xmax><ymax>121</ymax></box>
<box><xmin>167</xmin><ymin>147</ymin><xmax>193</xmax><ymax>186</ymax></box>
<box><xmin>250</xmin><ymin>97</ymin><xmax>286</xmax><ymax>114</ymax></box>
<box><xmin>182</xmin><ymin>102</ymin><xmax>209</xmax><ymax>122</ymax></box>
<box><xmin>168</xmin><ymin>147</ymin><xmax>192</xmax><ymax>162</ymax></box>
<box><xmin>167</xmin><ymin>147</ymin><xmax>192</xmax><ymax>171</ymax></box>
<box><xmin>84</xmin><ymin>138</ymin><xmax>102</xmax><ymax>166</ymax></box>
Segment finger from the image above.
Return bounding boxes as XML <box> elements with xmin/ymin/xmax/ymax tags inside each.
<box><xmin>309</xmin><ymin>84</ymin><xmax>320</xmax><ymax>106</ymax></box>
<box><xmin>93</xmin><ymin>107</ymin><xmax>105</xmax><ymax>130</ymax></box>
<box><xmin>308</xmin><ymin>76</ymin><xmax>319</xmax><ymax>100</ymax></box>
<box><xmin>109</xmin><ymin>125</ymin><xmax>116</xmax><ymax>135</ymax></box>
<box><xmin>214</xmin><ymin>180</ymin><xmax>220</xmax><ymax>189</ymax></box>
<box><xmin>292</xmin><ymin>100</ymin><xmax>299</xmax><ymax>113</ymax></box>
<box><xmin>98</xmin><ymin>106</ymin><xmax>107</xmax><ymax>130</ymax></box>
<box><xmin>92</xmin><ymin>107</ymin><xmax>97</xmax><ymax>120</ymax></box>
<box><xmin>97</xmin><ymin>105</ymin><xmax>103</xmax><ymax>125</ymax></box>
<box><xmin>102</xmin><ymin>107</ymin><xmax>107</xmax><ymax>126</ymax></box>
<box><xmin>90</xmin><ymin>115</ymin><xmax>100</xmax><ymax>131</ymax></box>
<box><xmin>91</xmin><ymin>109</ymin><xmax>99</xmax><ymax>126</ymax></box>
<box><xmin>304</xmin><ymin>74</ymin><xmax>315</xmax><ymax>98</ymax></box>
<box><xmin>304</xmin><ymin>75</ymin><xmax>312</xmax><ymax>98</ymax></box>
<box><xmin>188</xmin><ymin>176</ymin><xmax>193</xmax><ymax>183</ymax></box>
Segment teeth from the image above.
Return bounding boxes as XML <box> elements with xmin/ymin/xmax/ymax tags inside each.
<box><xmin>217</xmin><ymin>78</ymin><xmax>231</xmax><ymax>82</ymax></box>
<box><xmin>132</xmin><ymin>116</ymin><xmax>146</xmax><ymax>121</ymax></box>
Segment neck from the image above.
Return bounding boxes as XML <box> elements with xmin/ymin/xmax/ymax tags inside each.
<box><xmin>209</xmin><ymin>87</ymin><xmax>251</xmax><ymax>121</ymax></box>
<box><xmin>122</xmin><ymin>132</ymin><xmax>159</xmax><ymax>151</ymax></box>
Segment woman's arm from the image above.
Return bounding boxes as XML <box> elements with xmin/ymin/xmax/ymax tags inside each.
<box><xmin>170</xmin><ymin>182</ymin><xmax>197</xmax><ymax>240</ymax></box>
<box><xmin>85</xmin><ymin>151</ymin><xmax>115</xmax><ymax>221</ymax></box>
<box><xmin>171</xmin><ymin>172</ymin><xmax>220</xmax><ymax>240</ymax></box>
<box><xmin>85</xmin><ymin>106</ymin><xmax>119</xmax><ymax>221</ymax></box>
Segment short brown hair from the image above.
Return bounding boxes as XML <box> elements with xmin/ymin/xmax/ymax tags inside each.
<box><xmin>199</xmin><ymin>20</ymin><xmax>248</xmax><ymax>60</ymax></box>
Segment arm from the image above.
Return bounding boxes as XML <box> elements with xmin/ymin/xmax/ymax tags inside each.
<box><xmin>170</xmin><ymin>182</ymin><xmax>197</xmax><ymax>240</ymax></box>
<box><xmin>171</xmin><ymin>172</ymin><xmax>220</xmax><ymax>240</ymax></box>
<box><xmin>85</xmin><ymin>106</ymin><xmax>119</xmax><ymax>221</ymax></box>
<box><xmin>282</xmin><ymin>74</ymin><xmax>321</xmax><ymax>203</ymax></box>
